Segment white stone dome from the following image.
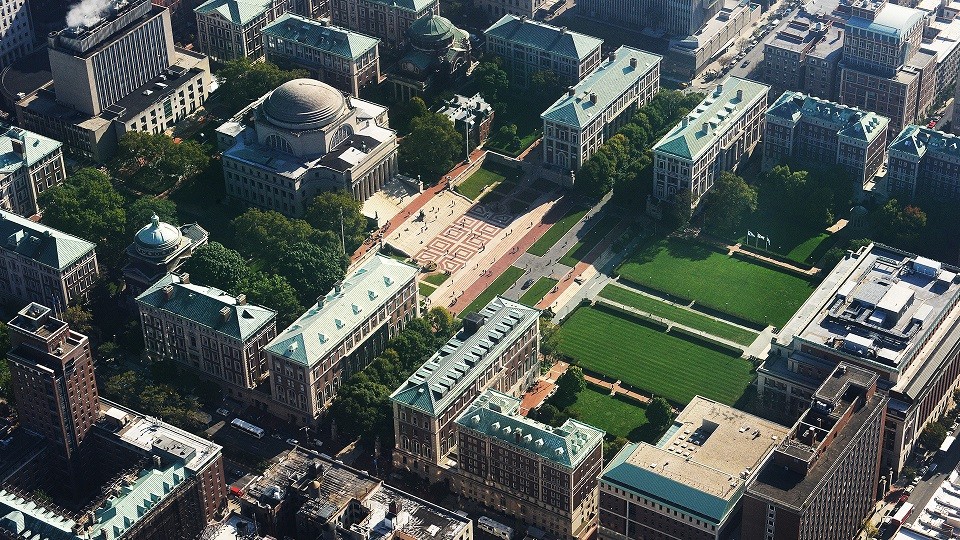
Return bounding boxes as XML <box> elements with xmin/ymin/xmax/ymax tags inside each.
<box><xmin>135</xmin><ymin>214</ymin><xmax>181</xmax><ymax>256</ymax></box>
<box><xmin>261</xmin><ymin>78</ymin><xmax>347</xmax><ymax>130</ymax></box>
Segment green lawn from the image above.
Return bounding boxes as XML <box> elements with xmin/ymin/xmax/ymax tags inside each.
<box><xmin>734</xmin><ymin>205</ymin><xmax>838</xmax><ymax>265</ymax></box>
<box><xmin>557</xmin><ymin>306</ymin><xmax>754</xmax><ymax>406</ymax></box>
<box><xmin>617</xmin><ymin>238</ymin><xmax>816</xmax><ymax>327</ymax></box>
<box><xmin>456</xmin><ymin>165</ymin><xmax>508</xmax><ymax>200</ymax></box>
<box><xmin>423</xmin><ymin>272</ymin><xmax>450</xmax><ymax>287</ymax></box>
<box><xmin>598</xmin><ymin>284</ymin><xmax>758</xmax><ymax>346</ymax></box>
<box><xmin>564</xmin><ymin>386</ymin><xmax>664</xmax><ymax>443</ymax></box>
<box><xmin>559</xmin><ymin>214</ymin><xmax>621</xmax><ymax>267</ymax></box>
<box><xmin>519</xmin><ymin>277</ymin><xmax>557</xmax><ymax>307</ymax></box>
<box><xmin>418</xmin><ymin>282</ymin><xmax>437</xmax><ymax>298</ymax></box>
<box><xmin>462</xmin><ymin>266</ymin><xmax>526</xmax><ymax>315</ymax></box>
<box><xmin>528</xmin><ymin>209</ymin><xmax>588</xmax><ymax>257</ymax></box>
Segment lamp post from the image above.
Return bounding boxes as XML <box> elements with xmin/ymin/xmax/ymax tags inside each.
<box><xmin>465</xmin><ymin>118</ymin><xmax>474</xmax><ymax>163</ymax></box>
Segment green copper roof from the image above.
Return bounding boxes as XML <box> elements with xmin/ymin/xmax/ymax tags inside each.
<box><xmin>136</xmin><ymin>274</ymin><xmax>276</xmax><ymax>341</ymax></box>
<box><xmin>194</xmin><ymin>0</ymin><xmax>277</xmax><ymax>26</ymax></box>
<box><xmin>483</xmin><ymin>14</ymin><xmax>602</xmax><ymax>61</ymax></box>
<box><xmin>0</xmin><ymin>125</ymin><xmax>61</xmax><ymax>174</ymax></box>
<box><xmin>889</xmin><ymin>124</ymin><xmax>960</xmax><ymax>160</ymax></box>
<box><xmin>263</xmin><ymin>14</ymin><xmax>379</xmax><ymax>60</ymax></box>
<box><xmin>391</xmin><ymin>296</ymin><xmax>539</xmax><ymax>416</ymax></box>
<box><xmin>408</xmin><ymin>14</ymin><xmax>456</xmax><ymax>41</ymax></box>
<box><xmin>0</xmin><ymin>210</ymin><xmax>96</xmax><ymax>270</ymax></box>
<box><xmin>766</xmin><ymin>91</ymin><xmax>888</xmax><ymax>144</ymax></box>
<box><xmin>456</xmin><ymin>390</ymin><xmax>604</xmax><ymax>468</ymax></box>
<box><xmin>542</xmin><ymin>46</ymin><xmax>661</xmax><ymax>128</ymax></box>
<box><xmin>367</xmin><ymin>0</ymin><xmax>436</xmax><ymax>13</ymax></box>
<box><xmin>653</xmin><ymin>76</ymin><xmax>769</xmax><ymax>160</ymax></box>
<box><xmin>265</xmin><ymin>255</ymin><xmax>419</xmax><ymax>366</ymax></box>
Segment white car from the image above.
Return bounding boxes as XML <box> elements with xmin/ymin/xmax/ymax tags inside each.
<box><xmin>286</xmin><ymin>438</ymin><xmax>299</xmax><ymax>446</ymax></box>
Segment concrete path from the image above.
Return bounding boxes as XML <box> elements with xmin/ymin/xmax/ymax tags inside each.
<box><xmin>583</xmin><ymin>374</ymin><xmax>652</xmax><ymax>406</ymax></box>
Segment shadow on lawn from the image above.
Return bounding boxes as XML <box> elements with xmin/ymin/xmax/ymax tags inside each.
<box><xmin>628</xmin><ymin>423</ymin><xmax>668</xmax><ymax>444</ymax></box>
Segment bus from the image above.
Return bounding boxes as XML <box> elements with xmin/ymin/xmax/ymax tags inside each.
<box><xmin>940</xmin><ymin>435</ymin><xmax>956</xmax><ymax>455</ymax></box>
<box><xmin>230</xmin><ymin>418</ymin><xmax>265</xmax><ymax>439</ymax></box>
<box><xmin>477</xmin><ymin>516</ymin><xmax>513</xmax><ymax>540</ymax></box>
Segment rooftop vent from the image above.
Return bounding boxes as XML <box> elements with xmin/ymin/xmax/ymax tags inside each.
<box><xmin>463</xmin><ymin>312</ymin><xmax>486</xmax><ymax>336</ymax></box>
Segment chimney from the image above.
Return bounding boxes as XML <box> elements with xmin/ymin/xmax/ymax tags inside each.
<box><xmin>736</xmin><ymin>89</ymin><xmax>743</xmax><ymax>101</ymax></box>
<box><xmin>180</xmin><ymin>272</ymin><xmax>190</xmax><ymax>284</ymax></box>
<box><xmin>560</xmin><ymin>26</ymin><xmax>567</xmax><ymax>33</ymax></box>
<box><xmin>589</xmin><ymin>93</ymin><xmax>597</xmax><ymax>104</ymax></box>
<box><xmin>317</xmin><ymin>295</ymin><xmax>326</xmax><ymax>308</ymax></box>
<box><xmin>607</xmin><ymin>50</ymin><xmax>616</xmax><ymax>63</ymax></box>
<box><xmin>10</xmin><ymin>139</ymin><xmax>24</xmax><ymax>157</ymax></box>
<box><xmin>334</xmin><ymin>281</ymin><xmax>343</xmax><ymax>294</ymax></box>
<box><xmin>702</xmin><ymin>122</ymin><xmax>709</xmax><ymax>133</ymax></box>
<box><xmin>681</xmin><ymin>117</ymin><xmax>688</xmax><ymax>128</ymax></box>
<box><xmin>163</xmin><ymin>285</ymin><xmax>175</xmax><ymax>301</ymax></box>
<box><xmin>389</xmin><ymin>499</ymin><xmax>402</xmax><ymax>515</ymax></box>
<box><xmin>236</xmin><ymin>293</ymin><xmax>247</xmax><ymax>305</ymax></box>
<box><xmin>630</xmin><ymin>57</ymin><xmax>638</xmax><ymax>68</ymax></box>
<box><xmin>567</xmin><ymin>86</ymin><xmax>575</xmax><ymax>97</ymax></box>
<box><xmin>220</xmin><ymin>306</ymin><xmax>232</xmax><ymax>322</ymax></box>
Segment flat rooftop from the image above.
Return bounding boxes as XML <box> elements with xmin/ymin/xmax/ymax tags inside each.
<box><xmin>767</xmin><ymin>13</ymin><xmax>844</xmax><ymax>55</ymax></box>
<box><xmin>846</xmin><ymin>2</ymin><xmax>925</xmax><ymax>38</ymax></box>
<box><xmin>600</xmin><ymin>397</ymin><xmax>788</xmax><ymax>524</ymax></box>
<box><xmin>358</xmin><ymin>485</ymin><xmax>470</xmax><ymax>540</ymax></box>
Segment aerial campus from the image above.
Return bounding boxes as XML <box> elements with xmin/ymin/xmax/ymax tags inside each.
<box><xmin>1</xmin><ymin>0</ymin><xmax>960</xmax><ymax>537</ymax></box>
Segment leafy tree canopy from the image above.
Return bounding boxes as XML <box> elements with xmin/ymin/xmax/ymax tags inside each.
<box><xmin>398</xmin><ymin>113</ymin><xmax>464</xmax><ymax>184</ymax></box>
<box><xmin>215</xmin><ymin>58</ymin><xmax>308</xmax><ymax>115</ymax></box>
<box><xmin>305</xmin><ymin>191</ymin><xmax>368</xmax><ymax>253</ymax></box>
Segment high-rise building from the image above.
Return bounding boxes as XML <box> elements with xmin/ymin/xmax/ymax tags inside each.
<box><xmin>331</xmin><ymin>0</ymin><xmax>438</xmax><ymax>49</ymax></box>
<box><xmin>541</xmin><ymin>46</ymin><xmax>661</xmax><ymax>172</ymax></box>
<box><xmin>453</xmin><ymin>390</ymin><xmax>604</xmax><ymax>540</ymax></box>
<box><xmin>598</xmin><ymin>397</ymin><xmax>789</xmax><ymax>540</ymax></box>
<box><xmin>0</xmin><ymin>0</ymin><xmax>34</xmax><ymax>70</ymax></box>
<box><xmin>263</xmin><ymin>14</ymin><xmax>381</xmax><ymax>98</ymax></box>
<box><xmin>955</xmin><ymin>82</ymin><xmax>960</xmax><ymax>135</ymax></box>
<box><xmin>887</xmin><ymin>124</ymin><xmax>960</xmax><ymax>198</ymax></box>
<box><xmin>763</xmin><ymin>91</ymin><xmax>890</xmax><ymax>186</ymax></box>
<box><xmin>645</xmin><ymin>0</ymin><xmax>721</xmax><ymax>37</ymax></box>
<box><xmin>742</xmin><ymin>363</ymin><xmax>886</xmax><ymax>540</ymax></box>
<box><xmin>0</xmin><ymin>124</ymin><xmax>66</xmax><ymax>217</ymax></box>
<box><xmin>763</xmin><ymin>13</ymin><xmax>843</xmax><ymax>101</ymax></box>
<box><xmin>390</xmin><ymin>297</ymin><xmax>540</xmax><ymax>481</ymax></box>
<box><xmin>652</xmin><ymin>76</ymin><xmax>769</xmax><ymax>212</ymax></box>
<box><xmin>577</xmin><ymin>0</ymin><xmax>643</xmax><ymax>31</ymax></box>
<box><xmin>662</xmin><ymin>0</ymin><xmax>760</xmax><ymax>81</ymax></box>
<box><xmin>123</xmin><ymin>214</ymin><xmax>208</xmax><ymax>296</ymax></box>
<box><xmin>756</xmin><ymin>243</ymin><xmax>960</xmax><ymax>477</ymax></box>
<box><xmin>194</xmin><ymin>0</ymin><xmax>286</xmax><ymax>61</ymax></box>
<box><xmin>483</xmin><ymin>15</ymin><xmax>603</xmax><ymax>88</ymax></box>
<box><xmin>265</xmin><ymin>254</ymin><xmax>418</xmax><ymax>426</ymax></box>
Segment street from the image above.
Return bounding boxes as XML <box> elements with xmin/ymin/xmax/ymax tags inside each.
<box><xmin>903</xmin><ymin>428</ymin><xmax>960</xmax><ymax>528</ymax></box>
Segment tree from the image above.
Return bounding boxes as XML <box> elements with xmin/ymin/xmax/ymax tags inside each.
<box><xmin>184</xmin><ymin>242</ymin><xmax>249</xmax><ymax>292</ymax></box>
<box><xmin>664</xmin><ymin>190</ymin><xmax>692</xmax><ymax>230</ymax></box>
<box><xmin>241</xmin><ymin>272</ymin><xmax>304</xmax><ymax>328</ymax></box>
<box><xmin>539</xmin><ymin>317</ymin><xmax>561</xmax><ymax>357</ymax></box>
<box><xmin>63</xmin><ymin>305</ymin><xmax>94</xmax><ymax>336</ymax></box>
<box><xmin>553</xmin><ymin>366</ymin><xmax>586</xmax><ymax>408</ymax></box>
<box><xmin>104</xmin><ymin>371</ymin><xmax>143</xmax><ymax>405</ymax></box>
<box><xmin>426</xmin><ymin>306</ymin><xmax>456</xmax><ymax>338</ymax></box>
<box><xmin>215</xmin><ymin>58</ymin><xmax>308</xmax><ymax>114</ymax></box>
<box><xmin>875</xmin><ymin>199</ymin><xmax>927</xmax><ymax>250</ymax></box>
<box><xmin>305</xmin><ymin>191</ymin><xmax>368</xmax><ymax>253</ymax></box>
<box><xmin>276</xmin><ymin>239</ymin><xmax>348</xmax><ymax>306</ymax></box>
<box><xmin>497</xmin><ymin>124</ymin><xmax>517</xmax><ymax>141</ymax></box>
<box><xmin>532</xmin><ymin>403</ymin><xmax>565</xmax><ymax>427</ymax></box>
<box><xmin>703</xmin><ymin>172</ymin><xmax>757</xmax><ymax>235</ymax></box>
<box><xmin>474</xmin><ymin>61</ymin><xmax>509</xmax><ymax>104</ymax></box>
<box><xmin>391</xmin><ymin>97</ymin><xmax>429</xmax><ymax>134</ymax></box>
<box><xmin>398</xmin><ymin>113</ymin><xmax>464</xmax><ymax>183</ymax></box>
<box><xmin>231</xmin><ymin>209</ymin><xmax>317</xmax><ymax>263</ymax></box>
<box><xmin>126</xmin><ymin>197</ymin><xmax>178</xmax><ymax>237</ymax></box>
<box><xmin>327</xmin><ymin>378</ymin><xmax>392</xmax><ymax>442</ymax></box>
<box><xmin>112</xmin><ymin>132</ymin><xmax>209</xmax><ymax>192</ymax></box>
<box><xmin>531</xmin><ymin>70</ymin><xmax>563</xmax><ymax>101</ymax></box>
<box><xmin>920</xmin><ymin>421</ymin><xmax>948</xmax><ymax>450</ymax></box>
<box><xmin>647</xmin><ymin>397</ymin><xmax>674</xmax><ymax>429</ymax></box>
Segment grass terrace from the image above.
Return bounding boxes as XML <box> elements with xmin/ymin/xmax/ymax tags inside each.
<box><xmin>423</xmin><ymin>272</ymin><xmax>450</xmax><ymax>287</ymax></box>
<box><xmin>418</xmin><ymin>282</ymin><xmax>437</xmax><ymax>298</ymax></box>
<box><xmin>456</xmin><ymin>163</ymin><xmax>509</xmax><ymax>200</ymax></box>
<box><xmin>519</xmin><ymin>277</ymin><xmax>558</xmax><ymax>307</ymax></box>
<box><xmin>461</xmin><ymin>265</ymin><xmax>526</xmax><ymax>315</ymax></box>
<box><xmin>558</xmin><ymin>214</ymin><xmax>621</xmax><ymax>267</ymax></box>
<box><xmin>564</xmin><ymin>386</ymin><xmax>664</xmax><ymax>443</ymax></box>
<box><xmin>528</xmin><ymin>208</ymin><xmax>588</xmax><ymax>257</ymax></box>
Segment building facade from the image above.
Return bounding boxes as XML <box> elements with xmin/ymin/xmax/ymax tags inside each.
<box><xmin>137</xmin><ymin>273</ymin><xmax>278</xmax><ymax>406</ymax></box>
<box><xmin>219</xmin><ymin>78</ymin><xmax>398</xmax><ymax>216</ymax></box>
<box><xmin>0</xmin><ymin>124</ymin><xmax>65</xmax><ymax>218</ymax></box>
<box><xmin>264</xmin><ymin>255</ymin><xmax>418</xmax><ymax>425</ymax></box>
<box><xmin>474</xmin><ymin>0</ymin><xmax>550</xmax><ymax>21</ymax></box>
<box><xmin>453</xmin><ymin>390</ymin><xmax>604</xmax><ymax>540</ymax></box>
<box><xmin>331</xmin><ymin>0</ymin><xmax>439</xmax><ymax>49</ymax></box>
<box><xmin>887</xmin><ymin>124</ymin><xmax>960</xmax><ymax>199</ymax></box>
<box><xmin>763</xmin><ymin>91</ymin><xmax>890</xmax><ymax>186</ymax></box>
<box><xmin>541</xmin><ymin>46</ymin><xmax>661</xmax><ymax>172</ymax></box>
<box><xmin>577</xmin><ymin>0</ymin><xmax>643</xmax><ymax>30</ymax></box>
<box><xmin>194</xmin><ymin>0</ymin><xmax>286</xmax><ymax>61</ymax></box>
<box><xmin>387</xmin><ymin>14</ymin><xmax>471</xmax><ymax>100</ymax></box>
<box><xmin>743</xmin><ymin>363</ymin><xmax>885</xmax><ymax>540</ymax></box>
<box><xmin>263</xmin><ymin>14</ymin><xmax>380</xmax><ymax>97</ymax></box>
<box><xmin>123</xmin><ymin>214</ymin><xmax>208</xmax><ymax>297</ymax></box>
<box><xmin>0</xmin><ymin>210</ymin><xmax>99</xmax><ymax>309</ymax></box>
<box><xmin>645</xmin><ymin>0</ymin><xmax>721</xmax><ymax>37</ymax></box>
<box><xmin>598</xmin><ymin>397</ymin><xmax>789</xmax><ymax>540</ymax></box>
<box><xmin>652</xmin><ymin>76</ymin><xmax>769</xmax><ymax>212</ymax></box>
<box><xmin>0</xmin><ymin>0</ymin><xmax>33</xmax><ymax>70</ymax></box>
<box><xmin>484</xmin><ymin>15</ymin><xmax>603</xmax><ymax>88</ymax></box>
<box><xmin>763</xmin><ymin>12</ymin><xmax>843</xmax><ymax>101</ymax></box>
<box><xmin>390</xmin><ymin>297</ymin><xmax>540</xmax><ymax>481</ymax></box>
<box><xmin>663</xmin><ymin>0</ymin><xmax>760</xmax><ymax>81</ymax></box>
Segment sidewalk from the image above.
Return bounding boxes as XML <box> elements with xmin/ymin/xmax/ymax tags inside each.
<box><xmin>583</xmin><ymin>374</ymin><xmax>652</xmax><ymax>406</ymax></box>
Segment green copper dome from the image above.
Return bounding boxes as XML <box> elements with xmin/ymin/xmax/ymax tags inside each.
<box><xmin>408</xmin><ymin>15</ymin><xmax>456</xmax><ymax>43</ymax></box>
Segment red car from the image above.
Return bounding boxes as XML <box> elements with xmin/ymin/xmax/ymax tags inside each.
<box><xmin>928</xmin><ymin>120</ymin><xmax>938</xmax><ymax>128</ymax></box>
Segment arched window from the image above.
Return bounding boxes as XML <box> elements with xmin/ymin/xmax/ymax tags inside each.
<box><xmin>265</xmin><ymin>134</ymin><xmax>293</xmax><ymax>154</ymax></box>
<box><xmin>330</xmin><ymin>124</ymin><xmax>353</xmax><ymax>149</ymax></box>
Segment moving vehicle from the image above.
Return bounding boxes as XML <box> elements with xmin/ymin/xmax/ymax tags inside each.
<box><xmin>286</xmin><ymin>438</ymin><xmax>299</xmax><ymax>446</ymax></box>
<box><xmin>478</xmin><ymin>516</ymin><xmax>513</xmax><ymax>540</ymax></box>
<box><xmin>230</xmin><ymin>418</ymin><xmax>266</xmax><ymax>439</ymax></box>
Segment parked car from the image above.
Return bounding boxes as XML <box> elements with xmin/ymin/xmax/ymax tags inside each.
<box><xmin>286</xmin><ymin>438</ymin><xmax>299</xmax><ymax>446</ymax></box>
<box><xmin>216</xmin><ymin>408</ymin><xmax>230</xmax><ymax>416</ymax></box>
<box><xmin>521</xmin><ymin>279</ymin><xmax>534</xmax><ymax>290</ymax></box>
<box><xmin>928</xmin><ymin>120</ymin><xmax>938</xmax><ymax>128</ymax></box>
<box><xmin>929</xmin><ymin>463</ymin><xmax>938</xmax><ymax>474</ymax></box>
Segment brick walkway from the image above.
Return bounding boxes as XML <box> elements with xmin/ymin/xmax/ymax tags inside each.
<box><xmin>519</xmin><ymin>361</ymin><xmax>569</xmax><ymax>415</ymax></box>
<box><xmin>583</xmin><ymin>374</ymin><xmax>652</xmax><ymax>405</ymax></box>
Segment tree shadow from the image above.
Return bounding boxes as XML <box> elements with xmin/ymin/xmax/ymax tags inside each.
<box><xmin>629</xmin><ymin>422</ymin><xmax>667</xmax><ymax>444</ymax></box>
<box><xmin>663</xmin><ymin>238</ymin><xmax>716</xmax><ymax>261</ymax></box>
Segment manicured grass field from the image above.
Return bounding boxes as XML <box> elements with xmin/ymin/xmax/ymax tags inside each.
<box><xmin>423</xmin><ymin>272</ymin><xmax>450</xmax><ymax>287</ymax></box>
<box><xmin>418</xmin><ymin>282</ymin><xmax>437</xmax><ymax>298</ymax></box>
<box><xmin>617</xmin><ymin>238</ymin><xmax>816</xmax><ymax>327</ymax></box>
<box><xmin>457</xmin><ymin>165</ymin><xmax>508</xmax><ymax>200</ymax></box>
<box><xmin>528</xmin><ymin>209</ymin><xmax>588</xmax><ymax>257</ymax></box>
<box><xmin>461</xmin><ymin>266</ymin><xmax>526</xmax><ymax>315</ymax></box>
<box><xmin>519</xmin><ymin>277</ymin><xmax>557</xmax><ymax>307</ymax></box>
<box><xmin>598</xmin><ymin>284</ymin><xmax>758</xmax><ymax>346</ymax></box>
<box><xmin>565</xmin><ymin>386</ymin><xmax>663</xmax><ymax>443</ymax></box>
<box><xmin>558</xmin><ymin>214</ymin><xmax>621</xmax><ymax>267</ymax></box>
<box><xmin>557</xmin><ymin>306</ymin><xmax>754</xmax><ymax>406</ymax></box>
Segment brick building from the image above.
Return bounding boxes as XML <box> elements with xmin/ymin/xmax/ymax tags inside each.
<box><xmin>0</xmin><ymin>125</ymin><xmax>66</xmax><ymax>218</ymax></box>
<box><xmin>331</xmin><ymin>0</ymin><xmax>439</xmax><ymax>50</ymax></box>
<box><xmin>763</xmin><ymin>12</ymin><xmax>843</xmax><ymax>101</ymax></box>
<box><xmin>887</xmin><ymin>124</ymin><xmax>960</xmax><ymax>199</ymax></box>
<box><xmin>194</xmin><ymin>0</ymin><xmax>286</xmax><ymax>61</ymax></box>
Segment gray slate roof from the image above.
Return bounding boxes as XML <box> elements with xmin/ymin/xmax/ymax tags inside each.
<box><xmin>483</xmin><ymin>14</ymin><xmax>602</xmax><ymax>61</ymax></box>
<box><xmin>263</xmin><ymin>14</ymin><xmax>379</xmax><ymax>60</ymax></box>
<box><xmin>542</xmin><ymin>46</ymin><xmax>661</xmax><ymax>128</ymax></box>
<box><xmin>0</xmin><ymin>211</ymin><xmax>96</xmax><ymax>270</ymax></box>
<box><xmin>265</xmin><ymin>255</ymin><xmax>418</xmax><ymax>366</ymax></box>
<box><xmin>194</xmin><ymin>0</ymin><xmax>277</xmax><ymax>26</ymax></box>
<box><xmin>136</xmin><ymin>274</ymin><xmax>276</xmax><ymax>341</ymax></box>
<box><xmin>0</xmin><ymin>125</ymin><xmax>61</xmax><ymax>175</ymax></box>
<box><xmin>766</xmin><ymin>91</ymin><xmax>888</xmax><ymax>143</ymax></box>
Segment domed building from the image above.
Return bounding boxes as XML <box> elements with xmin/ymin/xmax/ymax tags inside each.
<box><xmin>218</xmin><ymin>78</ymin><xmax>398</xmax><ymax>216</ymax></box>
<box><xmin>387</xmin><ymin>14</ymin><xmax>472</xmax><ymax>100</ymax></box>
<box><xmin>124</xmin><ymin>214</ymin><xmax>209</xmax><ymax>296</ymax></box>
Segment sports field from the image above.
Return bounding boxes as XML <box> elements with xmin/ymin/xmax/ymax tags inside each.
<box><xmin>527</xmin><ymin>208</ymin><xmax>588</xmax><ymax>257</ymax></box>
<box><xmin>557</xmin><ymin>306</ymin><xmax>754</xmax><ymax>406</ymax></box>
<box><xmin>461</xmin><ymin>266</ymin><xmax>526</xmax><ymax>315</ymax></box>
<box><xmin>519</xmin><ymin>277</ymin><xmax>557</xmax><ymax>307</ymax></box>
<box><xmin>564</xmin><ymin>386</ymin><xmax>662</xmax><ymax>442</ymax></box>
<box><xmin>598</xmin><ymin>284</ymin><xmax>758</xmax><ymax>345</ymax></box>
<box><xmin>617</xmin><ymin>238</ymin><xmax>815</xmax><ymax>327</ymax></box>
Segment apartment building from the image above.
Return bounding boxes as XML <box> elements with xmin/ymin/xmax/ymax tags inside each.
<box><xmin>598</xmin><ymin>397</ymin><xmax>789</xmax><ymax>540</ymax></box>
<box><xmin>0</xmin><ymin>210</ymin><xmax>99</xmax><ymax>309</ymax></box>
<box><xmin>0</xmin><ymin>124</ymin><xmax>65</xmax><ymax>218</ymax></box>
<box><xmin>743</xmin><ymin>364</ymin><xmax>885</xmax><ymax>540</ymax></box>
<box><xmin>763</xmin><ymin>91</ymin><xmax>890</xmax><ymax>186</ymax></box>
<box><xmin>123</xmin><ymin>214</ymin><xmax>208</xmax><ymax>296</ymax></box>
<box><xmin>195</xmin><ymin>0</ymin><xmax>286</xmax><ymax>61</ymax></box>
<box><xmin>577</xmin><ymin>0</ymin><xmax>643</xmax><ymax>30</ymax></box>
<box><xmin>453</xmin><ymin>390</ymin><xmax>604</xmax><ymax>540</ymax></box>
<box><xmin>483</xmin><ymin>15</ymin><xmax>603</xmax><ymax>88</ymax></box>
<box><xmin>888</xmin><ymin>125</ymin><xmax>960</xmax><ymax>199</ymax></box>
<box><xmin>763</xmin><ymin>13</ymin><xmax>843</xmax><ymax>101</ymax></box>
<box><xmin>331</xmin><ymin>0</ymin><xmax>438</xmax><ymax>49</ymax></box>
<box><xmin>473</xmin><ymin>0</ymin><xmax>549</xmax><ymax>21</ymax></box>
<box><xmin>541</xmin><ymin>46</ymin><xmax>661</xmax><ymax>173</ymax></box>
<box><xmin>263</xmin><ymin>14</ymin><xmax>380</xmax><ymax>97</ymax></box>
<box><xmin>652</xmin><ymin>76</ymin><xmax>769</xmax><ymax>212</ymax></box>
<box><xmin>391</xmin><ymin>296</ymin><xmax>540</xmax><ymax>481</ymax></box>
<box><xmin>756</xmin><ymin>243</ymin><xmax>960</xmax><ymax>477</ymax></box>
<box><xmin>954</xmin><ymin>82</ymin><xmax>960</xmax><ymax>134</ymax></box>
<box><xmin>137</xmin><ymin>273</ymin><xmax>278</xmax><ymax>406</ymax></box>
<box><xmin>265</xmin><ymin>255</ymin><xmax>418</xmax><ymax>426</ymax></box>
<box><xmin>0</xmin><ymin>0</ymin><xmax>33</xmax><ymax>70</ymax></box>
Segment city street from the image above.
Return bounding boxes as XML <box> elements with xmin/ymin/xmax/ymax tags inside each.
<box><xmin>904</xmin><ymin>429</ymin><xmax>960</xmax><ymax>528</ymax></box>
